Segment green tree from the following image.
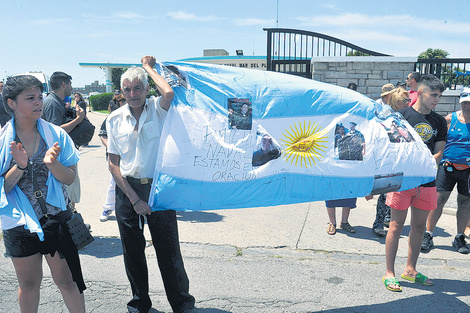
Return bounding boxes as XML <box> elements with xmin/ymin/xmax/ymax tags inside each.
<box><xmin>111</xmin><ymin>67</ymin><xmax>156</xmax><ymax>92</ymax></box>
<box><xmin>346</xmin><ymin>50</ymin><xmax>368</xmax><ymax>56</ymax></box>
<box><xmin>418</xmin><ymin>48</ymin><xmax>449</xmax><ymax>59</ymax></box>
<box><xmin>111</xmin><ymin>68</ymin><xmax>124</xmax><ymax>91</ymax></box>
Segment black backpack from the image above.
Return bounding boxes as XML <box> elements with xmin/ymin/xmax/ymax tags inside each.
<box><xmin>65</xmin><ymin>107</ymin><xmax>95</xmax><ymax>147</ymax></box>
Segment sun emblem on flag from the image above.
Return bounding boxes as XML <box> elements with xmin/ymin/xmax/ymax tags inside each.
<box><xmin>280</xmin><ymin>121</ymin><xmax>328</xmax><ymax>167</ymax></box>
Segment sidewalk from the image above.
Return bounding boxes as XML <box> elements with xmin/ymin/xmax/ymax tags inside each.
<box><xmin>0</xmin><ymin>112</ymin><xmax>468</xmax><ymax>313</ymax></box>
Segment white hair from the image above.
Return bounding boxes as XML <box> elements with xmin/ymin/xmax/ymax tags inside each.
<box><xmin>120</xmin><ymin>66</ymin><xmax>149</xmax><ymax>90</ymax></box>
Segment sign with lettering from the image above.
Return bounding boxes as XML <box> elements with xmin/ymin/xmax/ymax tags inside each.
<box><xmin>149</xmin><ymin>61</ymin><xmax>436</xmax><ymax>211</ymax></box>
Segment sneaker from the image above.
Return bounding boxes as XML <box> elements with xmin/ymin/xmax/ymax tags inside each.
<box><xmin>452</xmin><ymin>234</ymin><xmax>469</xmax><ymax>254</ymax></box>
<box><xmin>421</xmin><ymin>232</ymin><xmax>434</xmax><ymax>251</ymax></box>
<box><xmin>100</xmin><ymin>210</ymin><xmax>112</xmax><ymax>222</ymax></box>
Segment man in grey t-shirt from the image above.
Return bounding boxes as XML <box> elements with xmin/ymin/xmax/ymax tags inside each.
<box><xmin>42</xmin><ymin>72</ymin><xmax>85</xmax><ymax>208</ymax></box>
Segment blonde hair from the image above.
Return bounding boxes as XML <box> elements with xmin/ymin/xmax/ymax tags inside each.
<box><xmin>388</xmin><ymin>88</ymin><xmax>410</xmax><ymax>111</ymax></box>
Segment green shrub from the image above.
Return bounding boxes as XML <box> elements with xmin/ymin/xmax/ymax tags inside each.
<box><xmin>147</xmin><ymin>90</ymin><xmax>160</xmax><ymax>98</ymax></box>
<box><xmin>89</xmin><ymin>93</ymin><xmax>113</xmax><ymax>111</ymax></box>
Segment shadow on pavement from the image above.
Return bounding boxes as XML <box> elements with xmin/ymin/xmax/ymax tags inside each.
<box><xmin>318</xmin><ymin>278</ymin><xmax>470</xmax><ymax>312</ymax></box>
<box><xmin>79</xmin><ymin>236</ymin><xmax>122</xmax><ymax>258</ymax></box>
<box><xmin>147</xmin><ymin>307</ymin><xmax>232</xmax><ymax>313</ymax></box>
<box><xmin>177</xmin><ymin>211</ymin><xmax>224</xmax><ymax>223</ymax></box>
<box><xmin>193</xmin><ymin>309</ymin><xmax>232</xmax><ymax>313</ymax></box>
<box><xmin>340</xmin><ymin>225</ymin><xmax>452</xmax><ymax>243</ymax></box>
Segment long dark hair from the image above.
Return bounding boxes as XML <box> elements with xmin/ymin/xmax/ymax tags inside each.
<box><xmin>74</xmin><ymin>92</ymin><xmax>85</xmax><ymax>103</ymax></box>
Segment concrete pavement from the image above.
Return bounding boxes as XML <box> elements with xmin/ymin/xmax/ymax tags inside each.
<box><xmin>0</xmin><ymin>112</ymin><xmax>469</xmax><ymax>313</ymax></box>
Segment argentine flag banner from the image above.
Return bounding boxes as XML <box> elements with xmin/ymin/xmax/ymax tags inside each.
<box><xmin>148</xmin><ymin>61</ymin><xmax>436</xmax><ymax>211</ymax></box>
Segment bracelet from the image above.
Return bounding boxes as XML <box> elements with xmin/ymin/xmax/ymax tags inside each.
<box><xmin>132</xmin><ymin>199</ymin><xmax>142</xmax><ymax>207</ymax></box>
<box><xmin>16</xmin><ymin>164</ymin><xmax>27</xmax><ymax>171</ymax></box>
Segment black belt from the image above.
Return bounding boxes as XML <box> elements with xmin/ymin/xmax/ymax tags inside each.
<box><xmin>126</xmin><ymin>177</ymin><xmax>153</xmax><ymax>185</ymax></box>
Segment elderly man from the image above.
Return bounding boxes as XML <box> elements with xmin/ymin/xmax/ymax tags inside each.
<box><xmin>421</xmin><ymin>89</ymin><xmax>470</xmax><ymax>254</ymax></box>
<box><xmin>107</xmin><ymin>56</ymin><xmax>195</xmax><ymax>313</ymax></box>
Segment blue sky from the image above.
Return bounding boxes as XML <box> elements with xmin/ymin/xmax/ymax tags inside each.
<box><xmin>2</xmin><ymin>0</ymin><xmax>470</xmax><ymax>87</ymax></box>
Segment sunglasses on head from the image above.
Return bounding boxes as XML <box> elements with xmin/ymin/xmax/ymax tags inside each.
<box><xmin>401</xmin><ymin>98</ymin><xmax>411</xmax><ymax>104</ymax></box>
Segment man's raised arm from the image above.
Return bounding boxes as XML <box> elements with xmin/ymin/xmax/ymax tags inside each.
<box><xmin>141</xmin><ymin>55</ymin><xmax>174</xmax><ymax>111</ymax></box>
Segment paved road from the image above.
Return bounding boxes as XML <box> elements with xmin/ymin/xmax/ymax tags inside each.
<box><xmin>0</xmin><ymin>112</ymin><xmax>469</xmax><ymax>313</ymax></box>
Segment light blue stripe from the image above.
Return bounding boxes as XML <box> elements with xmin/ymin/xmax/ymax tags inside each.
<box><xmin>166</xmin><ymin>61</ymin><xmax>377</xmax><ymax>119</ymax></box>
<box><xmin>151</xmin><ymin>173</ymin><xmax>434</xmax><ymax>211</ymax></box>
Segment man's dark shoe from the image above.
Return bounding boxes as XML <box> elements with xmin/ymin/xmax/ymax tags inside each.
<box><xmin>421</xmin><ymin>232</ymin><xmax>434</xmax><ymax>251</ymax></box>
<box><xmin>452</xmin><ymin>234</ymin><xmax>469</xmax><ymax>254</ymax></box>
<box><xmin>373</xmin><ymin>227</ymin><xmax>387</xmax><ymax>237</ymax></box>
<box><xmin>384</xmin><ymin>215</ymin><xmax>391</xmax><ymax>228</ymax></box>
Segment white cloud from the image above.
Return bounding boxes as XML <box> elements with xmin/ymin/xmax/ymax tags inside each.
<box><xmin>293</xmin><ymin>12</ymin><xmax>470</xmax><ymax>57</ymax></box>
<box><xmin>233</xmin><ymin>18</ymin><xmax>276</xmax><ymax>26</ymax></box>
<box><xmin>297</xmin><ymin>13</ymin><xmax>470</xmax><ymax>35</ymax></box>
<box><xmin>113</xmin><ymin>12</ymin><xmax>148</xmax><ymax>19</ymax></box>
<box><xmin>167</xmin><ymin>11</ymin><xmax>220</xmax><ymax>22</ymax></box>
<box><xmin>81</xmin><ymin>12</ymin><xmax>156</xmax><ymax>23</ymax></box>
<box><xmin>167</xmin><ymin>11</ymin><xmax>273</xmax><ymax>27</ymax></box>
<box><xmin>332</xmin><ymin>30</ymin><xmax>412</xmax><ymax>45</ymax></box>
<box><xmin>32</xmin><ymin>18</ymin><xmax>70</xmax><ymax>26</ymax></box>
<box><xmin>81</xmin><ymin>31</ymin><xmax>121</xmax><ymax>38</ymax></box>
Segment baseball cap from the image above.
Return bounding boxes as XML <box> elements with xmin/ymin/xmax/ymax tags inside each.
<box><xmin>381</xmin><ymin>83</ymin><xmax>395</xmax><ymax>97</ymax></box>
<box><xmin>460</xmin><ymin>88</ymin><xmax>470</xmax><ymax>103</ymax></box>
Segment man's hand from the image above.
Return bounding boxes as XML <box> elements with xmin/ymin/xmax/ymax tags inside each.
<box><xmin>141</xmin><ymin>55</ymin><xmax>156</xmax><ymax>69</ymax></box>
<box><xmin>133</xmin><ymin>198</ymin><xmax>152</xmax><ymax>215</ymax></box>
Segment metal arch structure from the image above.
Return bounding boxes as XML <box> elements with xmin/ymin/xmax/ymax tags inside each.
<box><xmin>264</xmin><ymin>28</ymin><xmax>391</xmax><ymax>78</ymax></box>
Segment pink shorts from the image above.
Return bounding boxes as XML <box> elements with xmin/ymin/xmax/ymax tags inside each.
<box><xmin>385</xmin><ymin>187</ymin><xmax>437</xmax><ymax>211</ymax></box>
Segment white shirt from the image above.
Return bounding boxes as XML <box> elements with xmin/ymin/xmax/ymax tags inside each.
<box><xmin>107</xmin><ymin>96</ymin><xmax>167</xmax><ymax>179</ymax></box>
<box><xmin>375</xmin><ymin>98</ymin><xmax>385</xmax><ymax>105</ymax></box>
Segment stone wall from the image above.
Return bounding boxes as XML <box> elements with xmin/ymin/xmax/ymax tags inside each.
<box><xmin>312</xmin><ymin>57</ymin><xmax>416</xmax><ymax>100</ymax></box>
<box><xmin>439</xmin><ymin>92</ymin><xmax>461</xmax><ymax>116</ymax></box>
<box><xmin>311</xmin><ymin>56</ymin><xmax>460</xmax><ymax>116</ymax></box>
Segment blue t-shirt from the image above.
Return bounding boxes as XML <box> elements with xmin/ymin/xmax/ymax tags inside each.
<box><xmin>443</xmin><ymin>112</ymin><xmax>470</xmax><ymax>163</ymax></box>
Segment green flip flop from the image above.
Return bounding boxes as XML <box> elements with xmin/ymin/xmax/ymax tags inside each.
<box><xmin>401</xmin><ymin>272</ymin><xmax>433</xmax><ymax>286</ymax></box>
<box><xmin>382</xmin><ymin>276</ymin><xmax>402</xmax><ymax>292</ymax></box>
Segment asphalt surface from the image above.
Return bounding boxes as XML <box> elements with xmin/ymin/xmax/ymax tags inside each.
<box><xmin>0</xmin><ymin>112</ymin><xmax>469</xmax><ymax>313</ymax></box>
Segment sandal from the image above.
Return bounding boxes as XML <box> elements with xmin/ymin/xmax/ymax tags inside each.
<box><xmin>401</xmin><ymin>272</ymin><xmax>432</xmax><ymax>286</ymax></box>
<box><xmin>327</xmin><ymin>222</ymin><xmax>336</xmax><ymax>235</ymax></box>
<box><xmin>341</xmin><ymin>222</ymin><xmax>356</xmax><ymax>233</ymax></box>
<box><xmin>382</xmin><ymin>276</ymin><xmax>402</xmax><ymax>292</ymax></box>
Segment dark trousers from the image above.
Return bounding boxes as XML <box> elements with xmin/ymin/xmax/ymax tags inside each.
<box><xmin>115</xmin><ymin>180</ymin><xmax>195</xmax><ymax>313</ymax></box>
<box><xmin>373</xmin><ymin>193</ymin><xmax>391</xmax><ymax>229</ymax></box>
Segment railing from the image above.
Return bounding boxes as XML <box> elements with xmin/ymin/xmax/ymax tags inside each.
<box><xmin>415</xmin><ymin>58</ymin><xmax>470</xmax><ymax>89</ymax></box>
<box><xmin>264</xmin><ymin>28</ymin><xmax>390</xmax><ymax>78</ymax></box>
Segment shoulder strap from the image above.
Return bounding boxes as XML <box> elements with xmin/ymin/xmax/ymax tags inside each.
<box><xmin>15</xmin><ymin>134</ymin><xmax>48</xmax><ymax>216</ymax></box>
<box><xmin>27</xmin><ymin>161</ymin><xmax>49</xmax><ymax>217</ymax></box>
<box><xmin>450</xmin><ymin>112</ymin><xmax>459</xmax><ymax>130</ymax></box>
